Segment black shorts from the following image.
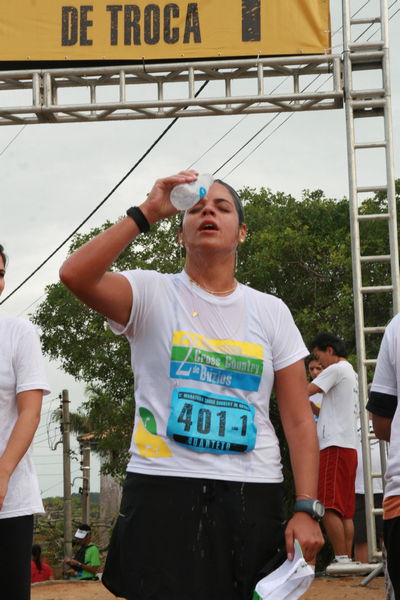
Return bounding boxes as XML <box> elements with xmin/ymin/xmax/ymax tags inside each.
<box><xmin>353</xmin><ymin>493</ymin><xmax>383</xmax><ymax>545</ymax></box>
<box><xmin>384</xmin><ymin>516</ymin><xmax>400</xmax><ymax>600</ymax></box>
<box><xmin>102</xmin><ymin>472</ymin><xmax>285</xmax><ymax>600</ymax></box>
<box><xmin>0</xmin><ymin>515</ymin><xmax>33</xmax><ymax>600</ymax></box>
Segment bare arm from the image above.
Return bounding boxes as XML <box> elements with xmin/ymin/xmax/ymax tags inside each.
<box><xmin>308</xmin><ymin>382</ymin><xmax>322</xmax><ymax>396</ymax></box>
<box><xmin>275</xmin><ymin>360</ymin><xmax>324</xmax><ymax>562</ymax></box>
<box><xmin>310</xmin><ymin>401</ymin><xmax>320</xmax><ymax>416</ymax></box>
<box><xmin>65</xmin><ymin>557</ymin><xmax>99</xmax><ymax>575</ymax></box>
<box><xmin>371</xmin><ymin>414</ymin><xmax>392</xmax><ymax>442</ymax></box>
<box><xmin>0</xmin><ymin>390</ymin><xmax>42</xmax><ymax>510</ymax></box>
<box><xmin>59</xmin><ymin>171</ymin><xmax>198</xmax><ymax>326</ymax></box>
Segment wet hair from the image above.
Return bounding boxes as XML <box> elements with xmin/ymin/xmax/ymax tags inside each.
<box><xmin>178</xmin><ymin>178</ymin><xmax>245</xmax><ymax>229</ymax></box>
<box><xmin>32</xmin><ymin>544</ymin><xmax>42</xmax><ymax>571</ymax></box>
<box><xmin>214</xmin><ymin>179</ymin><xmax>245</xmax><ymax>226</ymax></box>
<box><xmin>0</xmin><ymin>244</ymin><xmax>7</xmax><ymax>268</ymax></box>
<box><xmin>310</xmin><ymin>332</ymin><xmax>348</xmax><ymax>358</ymax></box>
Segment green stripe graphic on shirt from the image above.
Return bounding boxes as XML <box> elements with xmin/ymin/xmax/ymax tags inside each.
<box><xmin>170</xmin><ymin>331</ymin><xmax>264</xmax><ymax>392</ymax></box>
<box><xmin>171</xmin><ymin>346</ymin><xmax>262</xmax><ymax>376</ymax></box>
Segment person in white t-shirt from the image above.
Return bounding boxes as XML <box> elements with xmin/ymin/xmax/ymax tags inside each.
<box><xmin>60</xmin><ymin>170</ymin><xmax>323</xmax><ymax>600</ymax></box>
<box><xmin>366</xmin><ymin>313</ymin><xmax>400</xmax><ymax>599</ymax></box>
<box><xmin>308</xmin><ymin>332</ymin><xmax>358</xmax><ymax>565</ymax></box>
<box><xmin>0</xmin><ymin>243</ymin><xmax>50</xmax><ymax>600</ymax></box>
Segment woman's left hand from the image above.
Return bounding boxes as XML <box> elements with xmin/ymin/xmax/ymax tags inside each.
<box><xmin>0</xmin><ymin>460</ymin><xmax>10</xmax><ymax>511</ymax></box>
<box><xmin>284</xmin><ymin>512</ymin><xmax>324</xmax><ymax>563</ymax></box>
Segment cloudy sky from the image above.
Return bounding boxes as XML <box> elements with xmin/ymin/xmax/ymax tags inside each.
<box><xmin>1</xmin><ymin>1</ymin><xmax>399</xmax><ymax>497</ymax></box>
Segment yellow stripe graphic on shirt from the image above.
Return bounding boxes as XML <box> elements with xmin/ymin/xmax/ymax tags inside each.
<box><xmin>172</xmin><ymin>331</ymin><xmax>263</xmax><ymax>359</ymax></box>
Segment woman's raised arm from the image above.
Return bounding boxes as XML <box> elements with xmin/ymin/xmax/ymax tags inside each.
<box><xmin>59</xmin><ymin>171</ymin><xmax>198</xmax><ymax>325</ymax></box>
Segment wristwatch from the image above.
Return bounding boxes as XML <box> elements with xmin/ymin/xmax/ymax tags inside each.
<box><xmin>293</xmin><ymin>499</ymin><xmax>325</xmax><ymax>521</ymax></box>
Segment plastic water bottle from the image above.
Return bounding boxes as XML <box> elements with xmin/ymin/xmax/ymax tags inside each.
<box><xmin>170</xmin><ymin>173</ymin><xmax>214</xmax><ymax>210</ymax></box>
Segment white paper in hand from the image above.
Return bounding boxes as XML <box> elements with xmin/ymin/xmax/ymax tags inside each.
<box><xmin>254</xmin><ymin>540</ymin><xmax>314</xmax><ymax>600</ymax></box>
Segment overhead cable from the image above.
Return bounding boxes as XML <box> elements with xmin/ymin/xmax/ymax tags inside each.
<box><xmin>0</xmin><ymin>125</ymin><xmax>27</xmax><ymax>159</ymax></box>
<box><xmin>214</xmin><ymin>3</ymin><xmax>400</xmax><ymax>179</ymax></box>
<box><xmin>0</xmin><ymin>80</ymin><xmax>209</xmax><ymax>307</ymax></box>
<box><xmin>189</xmin><ymin>0</ymin><xmax>372</xmax><ymax>170</ymax></box>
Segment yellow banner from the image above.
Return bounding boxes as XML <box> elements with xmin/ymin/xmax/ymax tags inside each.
<box><xmin>0</xmin><ymin>0</ymin><xmax>331</xmax><ymax>62</ymax></box>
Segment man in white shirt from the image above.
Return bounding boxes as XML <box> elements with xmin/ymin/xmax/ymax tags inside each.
<box><xmin>367</xmin><ymin>313</ymin><xmax>400</xmax><ymax>599</ymax></box>
<box><xmin>308</xmin><ymin>333</ymin><xmax>358</xmax><ymax>564</ymax></box>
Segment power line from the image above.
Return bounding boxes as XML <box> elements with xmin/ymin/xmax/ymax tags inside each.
<box><xmin>40</xmin><ymin>468</ymin><xmax>81</xmax><ymax>496</ymax></box>
<box><xmin>0</xmin><ymin>125</ymin><xmax>27</xmax><ymax>159</ymax></box>
<box><xmin>0</xmin><ymin>80</ymin><xmax>209</xmax><ymax>307</ymax></box>
<box><xmin>214</xmin><ymin>4</ymin><xmax>400</xmax><ymax>180</ymax></box>
<box><xmin>213</xmin><ymin>68</ymin><xmax>328</xmax><ymax>177</ymax></box>
<box><xmin>188</xmin><ymin>1</ymin><xmax>373</xmax><ymax>173</ymax></box>
<box><xmin>16</xmin><ymin>293</ymin><xmax>46</xmax><ymax>318</ymax></box>
<box><xmin>187</xmin><ymin>76</ymin><xmax>291</xmax><ymax>171</ymax></box>
<box><xmin>2</xmin><ymin>5</ymin><xmax>399</xmax><ymax>308</ymax></box>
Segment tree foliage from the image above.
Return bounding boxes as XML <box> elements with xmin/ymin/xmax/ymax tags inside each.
<box><xmin>32</xmin><ymin>183</ymin><xmax>400</xmax><ymax>478</ymax></box>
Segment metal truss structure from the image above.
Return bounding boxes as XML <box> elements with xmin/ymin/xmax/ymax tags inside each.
<box><xmin>0</xmin><ymin>55</ymin><xmax>342</xmax><ymax>126</ymax></box>
<box><xmin>340</xmin><ymin>0</ymin><xmax>399</xmax><ymax>574</ymax></box>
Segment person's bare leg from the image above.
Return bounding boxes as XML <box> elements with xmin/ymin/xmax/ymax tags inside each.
<box><xmin>343</xmin><ymin>518</ymin><xmax>354</xmax><ymax>558</ymax></box>
<box><xmin>323</xmin><ymin>509</ymin><xmax>347</xmax><ymax>556</ymax></box>
<box><xmin>354</xmin><ymin>542</ymin><xmax>369</xmax><ymax>563</ymax></box>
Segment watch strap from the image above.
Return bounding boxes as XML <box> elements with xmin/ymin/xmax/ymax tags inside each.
<box><xmin>126</xmin><ymin>206</ymin><xmax>150</xmax><ymax>233</ymax></box>
<box><xmin>293</xmin><ymin>498</ymin><xmax>324</xmax><ymax>521</ymax></box>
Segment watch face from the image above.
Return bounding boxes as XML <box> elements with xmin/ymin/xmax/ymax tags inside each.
<box><xmin>314</xmin><ymin>500</ymin><xmax>325</xmax><ymax>518</ymax></box>
<box><xmin>294</xmin><ymin>499</ymin><xmax>325</xmax><ymax>521</ymax></box>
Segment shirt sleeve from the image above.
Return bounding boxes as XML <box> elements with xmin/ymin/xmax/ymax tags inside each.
<box><xmin>271</xmin><ymin>300</ymin><xmax>308</xmax><ymax>372</ymax></box>
<box><xmin>85</xmin><ymin>545</ymin><xmax>101</xmax><ymax>567</ymax></box>
<box><xmin>14</xmin><ymin>319</ymin><xmax>50</xmax><ymax>396</ymax></box>
<box><xmin>370</xmin><ymin>321</ymin><xmax>398</xmax><ymax>397</ymax></box>
<box><xmin>312</xmin><ymin>363</ymin><xmax>340</xmax><ymax>394</ymax></box>
<box><xmin>107</xmin><ymin>269</ymin><xmax>161</xmax><ymax>338</ymax></box>
<box><xmin>366</xmin><ymin>391</ymin><xmax>397</xmax><ymax>419</ymax></box>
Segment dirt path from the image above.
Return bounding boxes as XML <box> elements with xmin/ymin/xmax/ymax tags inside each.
<box><xmin>31</xmin><ymin>576</ymin><xmax>386</xmax><ymax>600</ymax></box>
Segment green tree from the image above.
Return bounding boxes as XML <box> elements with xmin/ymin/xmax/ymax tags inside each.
<box><xmin>32</xmin><ymin>184</ymin><xmax>399</xmax><ymax>479</ymax></box>
<box><xmin>33</xmin><ymin>218</ymin><xmax>182</xmax><ymax>477</ymax></box>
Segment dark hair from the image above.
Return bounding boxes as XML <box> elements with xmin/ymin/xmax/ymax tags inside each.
<box><xmin>77</xmin><ymin>523</ymin><xmax>91</xmax><ymax>532</ymax></box>
<box><xmin>310</xmin><ymin>332</ymin><xmax>348</xmax><ymax>358</ymax></box>
<box><xmin>32</xmin><ymin>544</ymin><xmax>42</xmax><ymax>571</ymax></box>
<box><xmin>214</xmin><ymin>179</ymin><xmax>245</xmax><ymax>226</ymax></box>
<box><xmin>178</xmin><ymin>178</ymin><xmax>245</xmax><ymax>228</ymax></box>
<box><xmin>304</xmin><ymin>353</ymin><xmax>319</xmax><ymax>368</ymax></box>
<box><xmin>0</xmin><ymin>244</ymin><xmax>7</xmax><ymax>267</ymax></box>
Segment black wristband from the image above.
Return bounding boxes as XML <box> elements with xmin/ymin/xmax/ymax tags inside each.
<box><xmin>126</xmin><ymin>206</ymin><xmax>150</xmax><ymax>233</ymax></box>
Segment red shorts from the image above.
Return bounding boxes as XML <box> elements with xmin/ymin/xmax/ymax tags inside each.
<box><xmin>318</xmin><ymin>446</ymin><xmax>358</xmax><ymax>519</ymax></box>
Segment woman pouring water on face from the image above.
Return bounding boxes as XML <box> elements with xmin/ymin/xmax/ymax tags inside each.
<box><xmin>60</xmin><ymin>170</ymin><xmax>323</xmax><ymax>600</ymax></box>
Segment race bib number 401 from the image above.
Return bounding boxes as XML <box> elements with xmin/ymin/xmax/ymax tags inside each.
<box><xmin>167</xmin><ymin>388</ymin><xmax>257</xmax><ymax>454</ymax></box>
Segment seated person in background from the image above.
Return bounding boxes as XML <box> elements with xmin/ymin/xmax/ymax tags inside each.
<box><xmin>64</xmin><ymin>523</ymin><xmax>100</xmax><ymax>580</ymax></box>
<box><xmin>31</xmin><ymin>544</ymin><xmax>53</xmax><ymax>583</ymax></box>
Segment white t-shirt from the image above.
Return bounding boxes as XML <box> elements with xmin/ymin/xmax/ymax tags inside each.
<box><xmin>370</xmin><ymin>313</ymin><xmax>400</xmax><ymax>499</ymax></box>
<box><xmin>312</xmin><ymin>360</ymin><xmax>358</xmax><ymax>451</ymax></box>
<box><xmin>310</xmin><ymin>392</ymin><xmax>323</xmax><ymax>422</ymax></box>
<box><xmin>109</xmin><ymin>270</ymin><xmax>308</xmax><ymax>483</ymax></box>
<box><xmin>0</xmin><ymin>317</ymin><xmax>50</xmax><ymax>519</ymax></box>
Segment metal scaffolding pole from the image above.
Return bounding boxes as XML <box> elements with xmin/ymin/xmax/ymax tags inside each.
<box><xmin>329</xmin><ymin>0</ymin><xmax>399</xmax><ymax>577</ymax></box>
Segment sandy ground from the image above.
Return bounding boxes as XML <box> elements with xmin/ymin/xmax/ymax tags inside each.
<box><xmin>31</xmin><ymin>576</ymin><xmax>386</xmax><ymax>600</ymax></box>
